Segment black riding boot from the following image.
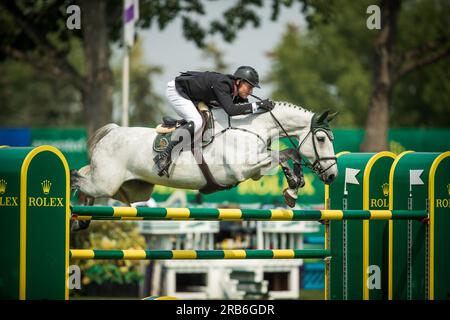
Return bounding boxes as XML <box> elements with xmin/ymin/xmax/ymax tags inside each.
<box><xmin>153</xmin><ymin>121</ymin><xmax>195</xmax><ymax>177</ymax></box>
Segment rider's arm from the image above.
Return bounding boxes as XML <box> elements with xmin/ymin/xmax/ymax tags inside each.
<box><xmin>233</xmin><ymin>96</ymin><xmax>249</xmax><ymax>104</ymax></box>
<box><xmin>212</xmin><ymin>83</ymin><xmax>257</xmax><ymax>116</ymax></box>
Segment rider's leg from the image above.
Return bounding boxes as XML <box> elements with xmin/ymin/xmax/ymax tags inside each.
<box><xmin>153</xmin><ymin>121</ymin><xmax>195</xmax><ymax>176</ymax></box>
<box><xmin>165</xmin><ymin>80</ymin><xmax>203</xmax><ymax>137</ymax></box>
<box><xmin>153</xmin><ymin>81</ymin><xmax>203</xmax><ymax>176</ymax></box>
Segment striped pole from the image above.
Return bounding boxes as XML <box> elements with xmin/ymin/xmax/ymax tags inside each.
<box><xmin>71</xmin><ymin>206</ymin><xmax>427</xmax><ymax>221</ymax></box>
<box><xmin>70</xmin><ymin>249</ymin><xmax>331</xmax><ymax>260</ymax></box>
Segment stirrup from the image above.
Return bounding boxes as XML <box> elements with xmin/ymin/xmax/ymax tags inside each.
<box><xmin>159</xmin><ymin>168</ymin><xmax>169</xmax><ymax>177</ymax></box>
<box><xmin>154</xmin><ymin>151</ymin><xmax>168</xmax><ymax>162</ymax></box>
<box><xmin>154</xmin><ymin>151</ymin><xmax>172</xmax><ymax>176</ymax></box>
<box><xmin>157</xmin><ymin>160</ymin><xmax>172</xmax><ymax>177</ymax></box>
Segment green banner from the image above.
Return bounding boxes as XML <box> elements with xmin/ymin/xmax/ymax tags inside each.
<box><xmin>31</xmin><ymin>128</ymin><xmax>88</xmax><ymax>170</ymax></box>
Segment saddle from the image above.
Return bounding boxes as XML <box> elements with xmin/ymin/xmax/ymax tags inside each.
<box><xmin>153</xmin><ymin>102</ymin><xmax>214</xmax><ymax>152</ymax></box>
<box><xmin>153</xmin><ymin>102</ymin><xmax>235</xmax><ymax>194</ymax></box>
<box><xmin>157</xmin><ymin>117</ymin><xmax>187</xmax><ymax>132</ymax></box>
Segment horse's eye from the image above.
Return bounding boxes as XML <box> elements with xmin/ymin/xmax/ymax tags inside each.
<box><xmin>317</xmin><ymin>136</ymin><xmax>325</xmax><ymax>142</ymax></box>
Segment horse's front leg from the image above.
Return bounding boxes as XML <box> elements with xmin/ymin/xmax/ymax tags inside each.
<box><xmin>279</xmin><ymin>149</ymin><xmax>305</xmax><ymax>208</ymax></box>
<box><xmin>246</xmin><ymin>149</ymin><xmax>301</xmax><ymax>208</ymax></box>
<box><xmin>280</xmin><ymin>161</ymin><xmax>304</xmax><ymax>208</ymax></box>
<box><xmin>279</xmin><ymin>161</ymin><xmax>305</xmax><ymax>190</ymax></box>
<box><xmin>279</xmin><ymin>149</ymin><xmax>305</xmax><ymax>185</ymax></box>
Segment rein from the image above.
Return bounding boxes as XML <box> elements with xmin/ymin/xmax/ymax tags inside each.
<box><xmin>213</xmin><ymin>122</ymin><xmax>267</xmax><ymax>147</ymax></box>
<box><xmin>250</xmin><ymin>94</ymin><xmax>337</xmax><ymax>176</ymax></box>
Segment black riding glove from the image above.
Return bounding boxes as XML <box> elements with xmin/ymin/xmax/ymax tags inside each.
<box><xmin>254</xmin><ymin>99</ymin><xmax>275</xmax><ymax>112</ymax></box>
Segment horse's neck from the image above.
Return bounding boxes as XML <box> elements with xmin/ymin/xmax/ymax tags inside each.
<box><xmin>267</xmin><ymin>102</ymin><xmax>314</xmax><ymax>135</ymax></box>
<box><xmin>212</xmin><ymin>102</ymin><xmax>314</xmax><ymax>137</ymax></box>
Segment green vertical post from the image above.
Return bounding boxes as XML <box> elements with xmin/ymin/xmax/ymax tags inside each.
<box><xmin>326</xmin><ymin>152</ymin><xmax>395</xmax><ymax>300</ymax></box>
<box><xmin>428</xmin><ymin>152</ymin><xmax>449</xmax><ymax>300</ymax></box>
<box><xmin>389</xmin><ymin>152</ymin><xmax>437</xmax><ymax>300</ymax></box>
<box><xmin>363</xmin><ymin>152</ymin><xmax>396</xmax><ymax>300</ymax></box>
<box><xmin>0</xmin><ymin>146</ymin><xmax>70</xmax><ymax>300</ymax></box>
<box><xmin>0</xmin><ymin>147</ymin><xmax>26</xmax><ymax>299</ymax></box>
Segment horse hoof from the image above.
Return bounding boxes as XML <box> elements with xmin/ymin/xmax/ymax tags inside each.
<box><xmin>283</xmin><ymin>188</ymin><xmax>297</xmax><ymax>208</ymax></box>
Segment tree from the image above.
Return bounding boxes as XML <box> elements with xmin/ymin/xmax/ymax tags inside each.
<box><xmin>267</xmin><ymin>0</ymin><xmax>450</xmax><ymax>149</ymax></box>
<box><xmin>200</xmin><ymin>42</ymin><xmax>229</xmax><ymax>73</ymax></box>
<box><xmin>375</xmin><ymin>0</ymin><xmax>450</xmax><ymax>127</ymax></box>
<box><xmin>0</xmin><ymin>0</ymin><xmax>119</xmax><ymax>135</ymax></box>
<box><xmin>0</xmin><ymin>58</ymin><xmax>83</xmax><ymax>127</ymax></box>
<box><xmin>1</xmin><ymin>0</ymin><xmax>323</xmax><ymax>136</ymax></box>
<box><xmin>267</xmin><ymin>23</ymin><xmax>372</xmax><ymax>127</ymax></box>
<box><xmin>112</xmin><ymin>39</ymin><xmax>164</xmax><ymax>127</ymax></box>
<box><xmin>361</xmin><ymin>0</ymin><xmax>450</xmax><ymax>151</ymax></box>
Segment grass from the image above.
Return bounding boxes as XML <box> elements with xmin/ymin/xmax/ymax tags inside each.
<box><xmin>299</xmin><ymin>289</ymin><xmax>324</xmax><ymax>300</ymax></box>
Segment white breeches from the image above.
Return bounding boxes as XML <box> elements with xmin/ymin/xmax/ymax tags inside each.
<box><xmin>166</xmin><ymin>80</ymin><xmax>203</xmax><ymax>137</ymax></box>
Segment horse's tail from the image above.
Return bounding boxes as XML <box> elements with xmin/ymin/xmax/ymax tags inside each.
<box><xmin>87</xmin><ymin>123</ymin><xmax>119</xmax><ymax>161</ymax></box>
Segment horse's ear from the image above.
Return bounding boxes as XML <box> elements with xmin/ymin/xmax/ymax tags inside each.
<box><xmin>327</xmin><ymin>111</ymin><xmax>339</xmax><ymax>122</ymax></box>
<box><xmin>317</xmin><ymin>109</ymin><xmax>330</xmax><ymax>124</ymax></box>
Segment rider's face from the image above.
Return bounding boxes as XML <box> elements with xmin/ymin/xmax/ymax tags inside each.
<box><xmin>237</xmin><ymin>81</ymin><xmax>254</xmax><ymax>99</ymax></box>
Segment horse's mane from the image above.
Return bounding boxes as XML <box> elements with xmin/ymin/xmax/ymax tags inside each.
<box><xmin>273</xmin><ymin>101</ymin><xmax>313</xmax><ymax>115</ymax></box>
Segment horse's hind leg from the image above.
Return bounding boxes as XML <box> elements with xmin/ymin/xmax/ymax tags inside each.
<box><xmin>70</xmin><ymin>163</ymin><xmax>125</xmax><ymax>231</ymax></box>
<box><xmin>117</xmin><ymin>188</ymin><xmax>132</xmax><ymax>207</ymax></box>
<box><xmin>70</xmin><ymin>164</ymin><xmax>127</xmax><ymax>199</ymax></box>
<box><xmin>70</xmin><ymin>192</ymin><xmax>95</xmax><ymax>232</ymax></box>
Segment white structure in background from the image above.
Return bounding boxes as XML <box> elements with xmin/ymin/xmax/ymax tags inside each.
<box><xmin>122</xmin><ymin>0</ymin><xmax>139</xmax><ymax>127</ymax></box>
<box><xmin>135</xmin><ymin>193</ymin><xmax>320</xmax><ymax>299</ymax></box>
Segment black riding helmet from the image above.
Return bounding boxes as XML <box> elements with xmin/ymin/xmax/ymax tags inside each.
<box><xmin>233</xmin><ymin>66</ymin><xmax>261</xmax><ymax>88</ymax></box>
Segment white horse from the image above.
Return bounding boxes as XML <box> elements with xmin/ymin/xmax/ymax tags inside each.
<box><xmin>71</xmin><ymin>101</ymin><xmax>338</xmax><ymax>208</ymax></box>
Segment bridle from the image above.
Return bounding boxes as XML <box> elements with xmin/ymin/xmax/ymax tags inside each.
<box><xmin>248</xmin><ymin>94</ymin><xmax>337</xmax><ymax>176</ymax></box>
<box><xmin>263</xmin><ymin>102</ymin><xmax>337</xmax><ymax>176</ymax></box>
<box><xmin>295</xmin><ymin>120</ymin><xmax>337</xmax><ymax>175</ymax></box>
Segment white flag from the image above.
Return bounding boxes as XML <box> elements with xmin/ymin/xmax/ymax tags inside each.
<box><xmin>409</xmin><ymin>169</ymin><xmax>424</xmax><ymax>192</ymax></box>
<box><xmin>124</xmin><ymin>0</ymin><xmax>139</xmax><ymax>47</ymax></box>
<box><xmin>344</xmin><ymin>168</ymin><xmax>360</xmax><ymax>195</ymax></box>
<box><xmin>345</xmin><ymin>168</ymin><xmax>360</xmax><ymax>185</ymax></box>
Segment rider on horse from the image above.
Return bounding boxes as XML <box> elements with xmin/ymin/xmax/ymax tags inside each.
<box><xmin>154</xmin><ymin>66</ymin><xmax>275</xmax><ymax>176</ymax></box>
